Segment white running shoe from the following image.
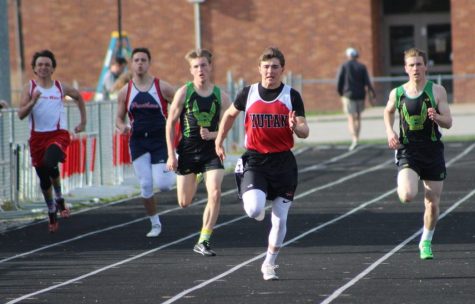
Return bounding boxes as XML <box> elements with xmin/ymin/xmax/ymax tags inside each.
<box><xmin>349</xmin><ymin>141</ymin><xmax>358</xmax><ymax>151</ymax></box>
<box><xmin>146</xmin><ymin>224</ymin><xmax>162</xmax><ymax>237</ymax></box>
<box><xmin>261</xmin><ymin>263</ymin><xmax>279</xmax><ymax>281</ymax></box>
<box><xmin>255</xmin><ymin>209</ymin><xmax>265</xmax><ymax>221</ymax></box>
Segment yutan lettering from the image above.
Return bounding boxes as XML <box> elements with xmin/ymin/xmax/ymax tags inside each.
<box><xmin>251</xmin><ymin>114</ymin><xmax>263</xmax><ymax>128</ymax></box>
<box><xmin>251</xmin><ymin>114</ymin><xmax>288</xmax><ymax>128</ymax></box>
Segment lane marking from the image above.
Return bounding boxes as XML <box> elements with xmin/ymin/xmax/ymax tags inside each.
<box><xmin>161</xmin><ymin>143</ymin><xmax>475</xmax><ymax>303</ymax></box>
<box><xmin>320</xmin><ymin>189</ymin><xmax>475</xmax><ymax>304</ymax></box>
<box><xmin>320</xmin><ymin>142</ymin><xmax>475</xmax><ymax>303</ymax></box>
<box><xmin>0</xmin><ymin>147</ymin><xmax>340</xmax><ymax>264</ymax></box>
<box><xmin>5</xmin><ymin>153</ymin><xmax>390</xmax><ymax>303</ymax></box>
<box><xmin>161</xmin><ymin>190</ymin><xmax>396</xmax><ymax>304</ymax></box>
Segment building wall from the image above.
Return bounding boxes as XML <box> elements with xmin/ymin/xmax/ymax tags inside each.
<box><xmin>6</xmin><ymin>0</ymin><xmax>387</xmax><ymax>111</ymax></box>
<box><xmin>451</xmin><ymin>0</ymin><xmax>475</xmax><ymax>103</ymax></box>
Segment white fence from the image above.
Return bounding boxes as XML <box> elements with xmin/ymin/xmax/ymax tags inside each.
<box><xmin>0</xmin><ymin>90</ymin><xmax>245</xmax><ymax>211</ymax></box>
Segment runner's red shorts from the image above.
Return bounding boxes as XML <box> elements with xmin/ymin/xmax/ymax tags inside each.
<box><xmin>29</xmin><ymin>129</ymin><xmax>71</xmax><ymax>167</ymax></box>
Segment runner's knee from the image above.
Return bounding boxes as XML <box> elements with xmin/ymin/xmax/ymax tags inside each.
<box><xmin>152</xmin><ymin>164</ymin><xmax>175</xmax><ymax>192</ymax></box>
<box><xmin>43</xmin><ymin>144</ymin><xmax>63</xmax><ymax>169</ymax></box>
<box><xmin>242</xmin><ymin>189</ymin><xmax>266</xmax><ymax>218</ymax></box>
<box><xmin>140</xmin><ymin>179</ymin><xmax>154</xmax><ymax>198</ymax></box>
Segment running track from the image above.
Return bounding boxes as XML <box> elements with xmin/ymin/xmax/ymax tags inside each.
<box><xmin>1</xmin><ymin>142</ymin><xmax>475</xmax><ymax>304</ymax></box>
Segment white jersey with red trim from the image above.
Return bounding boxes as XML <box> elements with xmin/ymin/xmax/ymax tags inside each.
<box><xmin>244</xmin><ymin>83</ymin><xmax>294</xmax><ymax>153</ymax></box>
<box><xmin>29</xmin><ymin>80</ymin><xmax>66</xmax><ymax>132</ymax></box>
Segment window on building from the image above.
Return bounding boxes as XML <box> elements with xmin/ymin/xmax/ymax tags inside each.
<box><xmin>383</xmin><ymin>0</ymin><xmax>450</xmax><ymax>14</ymax></box>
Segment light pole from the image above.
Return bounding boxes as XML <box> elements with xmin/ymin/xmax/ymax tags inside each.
<box><xmin>188</xmin><ymin>0</ymin><xmax>205</xmax><ymax>50</ymax></box>
<box><xmin>0</xmin><ymin>0</ymin><xmax>12</xmax><ymax>104</ymax></box>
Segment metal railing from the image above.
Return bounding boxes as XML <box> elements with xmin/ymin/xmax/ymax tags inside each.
<box><xmin>0</xmin><ymin>82</ymin><xmax>246</xmax><ymax>212</ymax></box>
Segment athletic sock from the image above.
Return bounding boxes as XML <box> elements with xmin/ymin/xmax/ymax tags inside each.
<box><xmin>419</xmin><ymin>228</ymin><xmax>434</xmax><ymax>247</ymax></box>
<box><xmin>53</xmin><ymin>185</ymin><xmax>62</xmax><ymax>200</ymax></box>
<box><xmin>46</xmin><ymin>199</ymin><xmax>57</xmax><ymax>213</ymax></box>
<box><xmin>149</xmin><ymin>214</ymin><xmax>161</xmax><ymax>226</ymax></box>
<box><xmin>198</xmin><ymin>228</ymin><xmax>213</xmax><ymax>244</ymax></box>
<box><xmin>263</xmin><ymin>250</ymin><xmax>279</xmax><ymax>266</ymax></box>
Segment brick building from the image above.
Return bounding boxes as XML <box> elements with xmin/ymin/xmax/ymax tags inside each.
<box><xmin>6</xmin><ymin>0</ymin><xmax>475</xmax><ymax>111</ymax></box>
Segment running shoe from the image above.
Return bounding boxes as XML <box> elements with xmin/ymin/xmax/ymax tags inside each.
<box><xmin>48</xmin><ymin>212</ymin><xmax>59</xmax><ymax>233</ymax></box>
<box><xmin>419</xmin><ymin>240</ymin><xmax>434</xmax><ymax>260</ymax></box>
<box><xmin>349</xmin><ymin>141</ymin><xmax>358</xmax><ymax>151</ymax></box>
<box><xmin>193</xmin><ymin>240</ymin><xmax>216</xmax><ymax>256</ymax></box>
<box><xmin>146</xmin><ymin>224</ymin><xmax>162</xmax><ymax>237</ymax></box>
<box><xmin>55</xmin><ymin>198</ymin><xmax>70</xmax><ymax>218</ymax></box>
<box><xmin>261</xmin><ymin>263</ymin><xmax>279</xmax><ymax>281</ymax></box>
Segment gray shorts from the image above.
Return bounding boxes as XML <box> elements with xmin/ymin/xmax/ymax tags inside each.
<box><xmin>341</xmin><ymin>97</ymin><xmax>365</xmax><ymax>114</ymax></box>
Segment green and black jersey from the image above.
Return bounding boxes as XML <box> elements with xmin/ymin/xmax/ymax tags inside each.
<box><xmin>178</xmin><ymin>81</ymin><xmax>222</xmax><ymax>154</ymax></box>
<box><xmin>396</xmin><ymin>81</ymin><xmax>442</xmax><ymax>144</ymax></box>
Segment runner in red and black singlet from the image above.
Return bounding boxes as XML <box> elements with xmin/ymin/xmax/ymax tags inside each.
<box><xmin>216</xmin><ymin>47</ymin><xmax>309</xmax><ymax>281</ymax></box>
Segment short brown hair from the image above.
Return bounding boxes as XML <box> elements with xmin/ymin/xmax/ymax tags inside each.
<box><xmin>404</xmin><ymin>48</ymin><xmax>427</xmax><ymax>65</ymax></box>
<box><xmin>31</xmin><ymin>49</ymin><xmax>57</xmax><ymax>69</ymax></box>
<box><xmin>258</xmin><ymin>47</ymin><xmax>285</xmax><ymax>67</ymax></box>
<box><xmin>185</xmin><ymin>49</ymin><xmax>213</xmax><ymax>64</ymax></box>
<box><xmin>132</xmin><ymin>47</ymin><xmax>151</xmax><ymax>61</ymax></box>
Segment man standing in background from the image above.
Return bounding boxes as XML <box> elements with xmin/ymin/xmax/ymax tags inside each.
<box><xmin>337</xmin><ymin>47</ymin><xmax>376</xmax><ymax>151</ymax></box>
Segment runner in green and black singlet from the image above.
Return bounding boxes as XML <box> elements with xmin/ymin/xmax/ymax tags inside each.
<box><xmin>384</xmin><ymin>48</ymin><xmax>453</xmax><ymax>261</ymax></box>
<box><xmin>395</xmin><ymin>80</ymin><xmax>442</xmax><ymax>145</ymax></box>
<box><xmin>166</xmin><ymin>49</ymin><xmax>231</xmax><ymax>257</ymax></box>
<box><xmin>177</xmin><ymin>81</ymin><xmax>222</xmax><ymax>157</ymax></box>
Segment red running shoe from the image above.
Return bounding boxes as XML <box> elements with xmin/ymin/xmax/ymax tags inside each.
<box><xmin>55</xmin><ymin>198</ymin><xmax>70</xmax><ymax>218</ymax></box>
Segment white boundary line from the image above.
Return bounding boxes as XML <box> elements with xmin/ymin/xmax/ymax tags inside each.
<box><xmin>0</xmin><ymin>189</ymin><xmax>235</xmax><ymax>264</ymax></box>
<box><xmin>161</xmin><ymin>189</ymin><xmax>397</xmax><ymax>304</ymax></box>
<box><xmin>0</xmin><ymin>147</ymin><xmax>341</xmax><ymax>264</ymax></box>
<box><xmin>319</xmin><ymin>142</ymin><xmax>475</xmax><ymax>303</ymax></box>
<box><xmin>161</xmin><ymin>143</ymin><xmax>475</xmax><ymax>303</ymax></box>
<box><xmin>5</xmin><ymin>154</ymin><xmax>390</xmax><ymax>303</ymax></box>
<box><xmin>320</xmin><ymin>189</ymin><xmax>475</xmax><ymax>304</ymax></box>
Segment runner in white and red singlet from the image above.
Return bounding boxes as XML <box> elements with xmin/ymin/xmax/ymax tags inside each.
<box><xmin>18</xmin><ymin>49</ymin><xmax>87</xmax><ymax>233</ymax></box>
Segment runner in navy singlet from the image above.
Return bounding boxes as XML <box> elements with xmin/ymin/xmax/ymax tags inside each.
<box><xmin>166</xmin><ymin>49</ymin><xmax>231</xmax><ymax>256</ymax></box>
<box><xmin>384</xmin><ymin>48</ymin><xmax>453</xmax><ymax>260</ymax></box>
<box><xmin>18</xmin><ymin>50</ymin><xmax>87</xmax><ymax>233</ymax></box>
<box><xmin>216</xmin><ymin>47</ymin><xmax>309</xmax><ymax>280</ymax></box>
<box><xmin>116</xmin><ymin>47</ymin><xmax>176</xmax><ymax>238</ymax></box>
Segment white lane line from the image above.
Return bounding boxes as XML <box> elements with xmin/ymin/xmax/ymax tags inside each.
<box><xmin>5</xmin><ymin>156</ymin><xmax>390</xmax><ymax>303</ymax></box>
<box><xmin>162</xmin><ymin>143</ymin><xmax>475</xmax><ymax>304</ymax></box>
<box><xmin>161</xmin><ymin>189</ymin><xmax>396</xmax><ymax>304</ymax></box>
<box><xmin>320</xmin><ymin>189</ymin><xmax>475</xmax><ymax>304</ymax></box>
<box><xmin>0</xmin><ymin>189</ymin><xmax>234</xmax><ymax>265</ymax></box>
<box><xmin>319</xmin><ymin>142</ymin><xmax>475</xmax><ymax>304</ymax></box>
<box><xmin>0</xmin><ymin>147</ymin><xmax>342</xmax><ymax>264</ymax></box>
<box><xmin>300</xmin><ymin>145</ymin><xmax>371</xmax><ymax>173</ymax></box>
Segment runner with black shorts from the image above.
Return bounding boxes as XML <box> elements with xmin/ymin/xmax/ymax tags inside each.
<box><xmin>216</xmin><ymin>47</ymin><xmax>309</xmax><ymax>280</ymax></box>
<box><xmin>166</xmin><ymin>49</ymin><xmax>231</xmax><ymax>256</ymax></box>
<box><xmin>384</xmin><ymin>48</ymin><xmax>452</xmax><ymax>260</ymax></box>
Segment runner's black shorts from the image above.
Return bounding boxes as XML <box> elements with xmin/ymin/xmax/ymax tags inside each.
<box><xmin>395</xmin><ymin>141</ymin><xmax>446</xmax><ymax>181</ymax></box>
<box><xmin>177</xmin><ymin>145</ymin><xmax>223</xmax><ymax>175</ymax></box>
<box><xmin>236</xmin><ymin>149</ymin><xmax>298</xmax><ymax>201</ymax></box>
